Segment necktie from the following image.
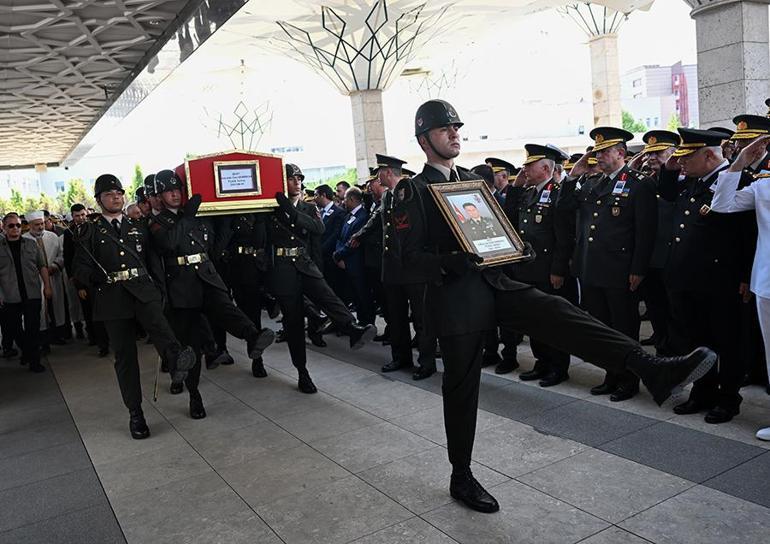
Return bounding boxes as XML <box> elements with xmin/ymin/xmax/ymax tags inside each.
<box><xmin>111</xmin><ymin>218</ymin><xmax>121</xmax><ymax>236</ymax></box>
<box><xmin>449</xmin><ymin>169</ymin><xmax>459</xmax><ymax>182</ymax></box>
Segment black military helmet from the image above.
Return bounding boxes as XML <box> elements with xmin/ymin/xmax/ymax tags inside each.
<box><xmin>285</xmin><ymin>163</ymin><xmax>304</xmax><ymax>181</ymax></box>
<box><xmin>94</xmin><ymin>174</ymin><xmax>124</xmax><ymax>197</ymax></box>
<box><xmin>135</xmin><ymin>186</ymin><xmax>147</xmax><ymax>203</ymax></box>
<box><xmin>414</xmin><ymin>99</ymin><xmax>463</xmax><ymax>137</ymax></box>
<box><xmin>143</xmin><ymin>174</ymin><xmax>157</xmax><ymax>196</ymax></box>
<box><xmin>153</xmin><ymin>169</ymin><xmax>182</xmax><ymax>194</ymax></box>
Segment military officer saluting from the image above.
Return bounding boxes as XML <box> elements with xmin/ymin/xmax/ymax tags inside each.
<box><xmin>559</xmin><ymin>127</ymin><xmax>658</xmax><ymax>402</ymax></box>
<box><xmin>72</xmin><ymin>174</ymin><xmax>196</xmax><ymax>439</ymax></box>
<box><xmin>148</xmin><ymin>170</ymin><xmax>275</xmax><ymax>419</ymax></box>
<box><xmin>505</xmin><ymin>143</ymin><xmax>577</xmax><ymax>387</ymax></box>
<box><xmin>267</xmin><ymin>164</ymin><xmax>376</xmax><ymax>394</ymax></box>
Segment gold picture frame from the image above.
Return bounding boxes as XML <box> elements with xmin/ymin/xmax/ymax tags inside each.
<box><xmin>213</xmin><ymin>160</ymin><xmax>262</xmax><ymax>198</ymax></box>
<box><xmin>428</xmin><ymin>181</ymin><xmax>527</xmax><ymax>267</ymax></box>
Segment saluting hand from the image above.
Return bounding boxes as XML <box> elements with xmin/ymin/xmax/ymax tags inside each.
<box><xmin>569</xmin><ymin>153</ymin><xmax>591</xmax><ymax>177</ymax></box>
<box><xmin>729</xmin><ymin>135</ymin><xmax>770</xmax><ymax>173</ymax></box>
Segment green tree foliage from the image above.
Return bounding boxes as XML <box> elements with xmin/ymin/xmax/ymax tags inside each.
<box><xmin>622</xmin><ymin>110</ymin><xmax>648</xmax><ymax>134</ymax></box>
<box><xmin>0</xmin><ymin>179</ymin><xmax>96</xmax><ymax>216</ymax></box>
<box><xmin>311</xmin><ymin>167</ymin><xmax>357</xmax><ymax>190</ymax></box>
<box><xmin>667</xmin><ymin>113</ymin><xmax>681</xmax><ymax>131</ymax></box>
<box><xmin>125</xmin><ymin>164</ymin><xmax>144</xmax><ymax>200</ymax></box>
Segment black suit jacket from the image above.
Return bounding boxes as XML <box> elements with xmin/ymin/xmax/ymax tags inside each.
<box><xmin>320</xmin><ymin>203</ymin><xmax>345</xmax><ymax>268</ymax></box>
<box><xmin>558</xmin><ymin>165</ymin><xmax>657</xmax><ymax>289</ymax></box>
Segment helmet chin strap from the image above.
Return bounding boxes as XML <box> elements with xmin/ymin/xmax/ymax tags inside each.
<box><xmin>425</xmin><ymin>131</ymin><xmax>454</xmax><ymax>162</ymax></box>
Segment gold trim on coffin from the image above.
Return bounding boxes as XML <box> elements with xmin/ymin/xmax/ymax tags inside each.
<box><xmin>183</xmin><ymin>149</ymin><xmax>288</xmax><ymax>216</ymax></box>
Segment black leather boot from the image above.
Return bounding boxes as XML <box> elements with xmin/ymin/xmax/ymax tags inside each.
<box><xmin>189</xmin><ymin>390</ymin><xmax>206</xmax><ymax>419</ymax></box>
<box><xmin>450</xmin><ymin>469</ymin><xmax>499</xmax><ymax>513</ymax></box>
<box><xmin>129</xmin><ymin>409</ymin><xmax>150</xmax><ymax>440</ymax></box>
<box><xmin>252</xmin><ymin>357</ymin><xmax>268</xmax><ymax>378</ymax></box>
<box><xmin>625</xmin><ymin>347</ymin><xmax>717</xmax><ymax>406</ymax></box>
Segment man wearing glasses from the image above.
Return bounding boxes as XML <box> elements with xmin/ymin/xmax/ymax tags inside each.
<box><xmin>0</xmin><ymin>212</ymin><xmax>52</xmax><ymax>373</ymax></box>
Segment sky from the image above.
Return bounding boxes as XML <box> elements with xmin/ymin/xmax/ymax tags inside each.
<box><xmin>34</xmin><ymin>0</ymin><xmax>697</xmax><ymax>188</ymax></box>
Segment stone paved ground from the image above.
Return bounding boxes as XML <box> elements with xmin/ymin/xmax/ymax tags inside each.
<box><xmin>1</xmin><ymin>317</ymin><xmax>769</xmax><ymax>544</ymax></box>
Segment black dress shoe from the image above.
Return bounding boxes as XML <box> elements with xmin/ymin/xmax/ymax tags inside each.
<box><xmin>704</xmin><ymin>405</ymin><xmax>739</xmax><ymax>424</ymax></box>
<box><xmin>29</xmin><ymin>362</ymin><xmax>46</xmax><ymax>373</ymax></box>
<box><xmin>214</xmin><ymin>351</ymin><xmax>235</xmax><ymax>366</ymax></box>
<box><xmin>204</xmin><ymin>353</ymin><xmax>220</xmax><ymax>370</ymax></box>
<box><xmin>625</xmin><ymin>347</ymin><xmax>718</xmax><ymax>406</ymax></box>
<box><xmin>519</xmin><ymin>368</ymin><xmax>547</xmax><ymax>381</ymax></box>
<box><xmin>298</xmin><ymin>370</ymin><xmax>317</xmax><ymax>394</ymax></box>
<box><xmin>2</xmin><ymin>348</ymin><xmax>18</xmax><ymax>359</ymax></box>
<box><xmin>373</xmin><ymin>333</ymin><xmax>390</xmax><ymax>343</ymax></box>
<box><xmin>640</xmin><ymin>335</ymin><xmax>657</xmax><ymax>347</ymax></box>
<box><xmin>481</xmin><ymin>352</ymin><xmax>502</xmax><ymax>368</ymax></box>
<box><xmin>413</xmin><ymin>365</ymin><xmax>436</xmax><ymax>381</ymax></box>
<box><xmin>50</xmin><ymin>338</ymin><xmax>67</xmax><ymax>346</ymax></box>
<box><xmin>129</xmin><ymin>410</ymin><xmax>150</xmax><ymax>440</ymax></box>
<box><xmin>275</xmin><ymin>329</ymin><xmax>287</xmax><ymax>343</ymax></box>
<box><xmin>308</xmin><ymin>332</ymin><xmax>327</xmax><ymax>347</ymax></box>
<box><xmin>494</xmin><ymin>358</ymin><xmax>519</xmax><ymax>375</ymax></box>
<box><xmin>382</xmin><ymin>360</ymin><xmax>412</xmax><ymax>373</ymax></box>
<box><xmin>450</xmin><ymin>470</ymin><xmax>500</xmax><ymax>513</ymax></box>
<box><xmin>189</xmin><ymin>390</ymin><xmax>206</xmax><ymax>419</ymax></box>
<box><xmin>673</xmin><ymin>399</ymin><xmax>715</xmax><ymax>415</ymax></box>
<box><xmin>590</xmin><ymin>382</ymin><xmax>617</xmax><ymax>396</ymax></box>
<box><xmin>247</xmin><ymin>328</ymin><xmax>275</xmax><ymax>359</ymax></box>
<box><xmin>348</xmin><ymin>323</ymin><xmax>376</xmax><ymax>350</ymax></box>
<box><xmin>170</xmin><ymin>381</ymin><xmax>184</xmax><ymax>395</ymax></box>
<box><xmin>539</xmin><ymin>373</ymin><xmax>568</xmax><ymax>388</ymax></box>
<box><xmin>610</xmin><ymin>386</ymin><xmax>638</xmax><ymax>402</ymax></box>
<box><xmin>98</xmin><ymin>347</ymin><xmax>110</xmax><ymax>358</ymax></box>
<box><xmin>252</xmin><ymin>357</ymin><xmax>268</xmax><ymax>378</ymax></box>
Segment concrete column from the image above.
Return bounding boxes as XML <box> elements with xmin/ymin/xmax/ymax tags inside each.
<box><xmin>685</xmin><ymin>0</ymin><xmax>770</xmax><ymax>127</ymax></box>
<box><xmin>588</xmin><ymin>33</ymin><xmax>622</xmax><ymax>127</ymax></box>
<box><xmin>349</xmin><ymin>90</ymin><xmax>387</xmax><ymax>183</ymax></box>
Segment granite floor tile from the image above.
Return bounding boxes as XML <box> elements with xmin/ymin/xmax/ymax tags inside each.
<box><xmin>310</xmin><ymin>421</ymin><xmax>436</xmax><ymax>474</ymax></box>
<box><xmin>601</xmin><ymin>421</ymin><xmax>765</xmax><ymax>482</ymax></box>
<box><xmin>185</xmin><ymin>419</ymin><xmax>303</xmax><ymax>470</ymax></box>
<box><xmin>271</xmin><ymin>399</ymin><xmax>383</xmax><ymax>443</ymax></box>
<box><xmin>0</xmin><ymin>398</ymin><xmax>71</xmax><ymax>434</ymax></box>
<box><xmin>620</xmin><ymin>485</ymin><xmax>770</xmax><ymax>544</ymax></box>
<box><xmin>704</xmin><ymin>451</ymin><xmax>770</xmax><ymax>508</ymax></box>
<box><xmin>523</xmin><ymin>399</ymin><xmax>658</xmax><ymax>447</ymax></box>
<box><xmin>257</xmin><ymin>475</ymin><xmax>412</xmax><ymax>544</ymax></box>
<box><xmin>472</xmin><ymin>420</ymin><xmax>587</xmax><ymax>478</ymax></box>
<box><xmin>112</xmin><ymin>471</ymin><xmax>280</xmax><ymax>544</ymax></box>
<box><xmin>219</xmin><ymin>444</ymin><xmax>350</xmax><ymax>507</ymax></box>
<box><xmin>577</xmin><ymin>526</ymin><xmax>651</xmax><ymax>544</ymax></box>
<box><xmin>0</xmin><ymin>420</ymin><xmax>79</xmax><ymax>460</ymax></box>
<box><xmin>423</xmin><ymin>479</ymin><xmax>608</xmax><ymax>544</ymax></box>
<box><xmin>96</xmin><ymin>443</ymin><xmax>212</xmax><ymax>499</ymax></box>
<box><xmin>0</xmin><ymin>440</ymin><xmax>91</xmax><ymax>492</ymax></box>
<box><xmin>0</xmin><ymin>469</ymin><xmax>105</xmax><ymax>532</ymax></box>
<box><xmin>330</xmin><ymin>379</ymin><xmax>442</xmax><ymax>420</ymax></box>
<box><xmin>166</xmin><ymin>397</ymin><xmax>268</xmax><ymax>440</ymax></box>
<box><xmin>358</xmin><ymin>446</ymin><xmax>509</xmax><ymax>514</ymax></box>
<box><xmin>518</xmin><ymin>449</ymin><xmax>693</xmax><ymax>523</ymax></box>
<box><xmin>350</xmin><ymin>517</ymin><xmax>458</xmax><ymax>543</ymax></box>
<box><xmin>0</xmin><ymin>503</ymin><xmax>125</xmax><ymax>544</ymax></box>
<box><xmin>389</xmin><ymin>405</ymin><xmax>508</xmax><ymax>445</ymax></box>
<box><xmin>478</xmin><ymin>380</ymin><xmax>577</xmax><ymax>422</ymax></box>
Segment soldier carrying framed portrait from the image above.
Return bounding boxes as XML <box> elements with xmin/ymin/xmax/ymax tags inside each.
<box><xmin>428</xmin><ymin>180</ymin><xmax>527</xmax><ymax>267</ymax></box>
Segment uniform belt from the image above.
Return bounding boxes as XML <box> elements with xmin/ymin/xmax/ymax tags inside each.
<box><xmin>274</xmin><ymin>247</ymin><xmax>305</xmax><ymax>257</ymax></box>
<box><xmin>106</xmin><ymin>268</ymin><xmax>146</xmax><ymax>283</ymax></box>
<box><xmin>169</xmin><ymin>253</ymin><xmax>209</xmax><ymax>266</ymax></box>
<box><xmin>237</xmin><ymin>246</ymin><xmax>258</xmax><ymax>255</ymax></box>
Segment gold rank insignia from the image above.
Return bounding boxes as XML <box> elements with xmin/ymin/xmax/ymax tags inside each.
<box><xmin>737</xmin><ymin>121</ymin><xmax>748</xmax><ymax>130</ymax></box>
<box><xmin>700</xmin><ymin>204</ymin><xmax>711</xmax><ymax>215</ymax></box>
<box><xmin>612</xmin><ymin>206</ymin><xmax>621</xmax><ymax>216</ymax></box>
<box><xmin>535</xmin><ymin>214</ymin><xmax>543</xmax><ymax>223</ymax></box>
<box><xmin>648</xmin><ymin>136</ymin><xmax>657</xmax><ymax>145</ymax></box>
<box><xmin>595</xmin><ymin>134</ymin><xmax>605</xmax><ymax>143</ymax></box>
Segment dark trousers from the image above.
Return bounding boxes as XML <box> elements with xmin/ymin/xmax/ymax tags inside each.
<box><xmin>442</xmin><ymin>283</ymin><xmax>638</xmax><ymax>470</ymax></box>
<box><xmin>275</xmin><ymin>272</ymin><xmax>354</xmax><ymax>370</ymax></box>
<box><xmin>526</xmin><ymin>278</ymin><xmax>578</xmax><ymax>376</ymax></box>
<box><xmin>347</xmin><ymin>270</ymin><xmax>375</xmax><ymax>325</ymax></box>
<box><xmin>365</xmin><ymin>266</ymin><xmax>389</xmax><ymax>333</ymax></box>
<box><xmin>639</xmin><ymin>268</ymin><xmax>671</xmax><ymax>352</ymax></box>
<box><xmin>2</xmin><ymin>299</ymin><xmax>42</xmax><ymax>365</ymax></box>
<box><xmin>581</xmin><ymin>285</ymin><xmax>640</xmax><ymax>391</ymax></box>
<box><xmin>166</xmin><ymin>309</ymin><xmax>205</xmax><ymax>392</ymax></box>
<box><xmin>103</xmin><ymin>298</ymin><xmax>183</xmax><ymax>412</ymax></box>
<box><xmin>668</xmin><ymin>287</ymin><xmax>744</xmax><ymax>409</ymax></box>
<box><xmin>483</xmin><ymin>327</ymin><xmax>522</xmax><ymax>361</ymax></box>
<box><xmin>387</xmin><ymin>282</ymin><xmax>436</xmax><ymax>369</ymax></box>
<box><xmin>1</xmin><ymin>303</ymin><xmax>18</xmax><ymax>351</ymax></box>
<box><xmin>79</xmin><ymin>294</ymin><xmax>108</xmax><ymax>350</ymax></box>
<box><xmin>233</xmin><ymin>284</ymin><xmax>263</xmax><ymax>330</ymax></box>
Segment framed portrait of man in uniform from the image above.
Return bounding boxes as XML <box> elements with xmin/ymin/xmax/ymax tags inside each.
<box><xmin>428</xmin><ymin>181</ymin><xmax>527</xmax><ymax>267</ymax></box>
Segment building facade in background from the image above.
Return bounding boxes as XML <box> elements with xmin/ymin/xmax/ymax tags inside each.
<box><xmin>622</xmin><ymin>62</ymin><xmax>699</xmax><ymax>129</ymax></box>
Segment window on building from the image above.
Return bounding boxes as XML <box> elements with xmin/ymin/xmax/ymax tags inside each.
<box><xmin>578</xmin><ymin>125</ymin><xmax>585</xmax><ymax>135</ymax></box>
<box><xmin>654</xmin><ymin>117</ymin><xmax>659</xmax><ymax>126</ymax></box>
<box><xmin>480</xmin><ymin>135</ymin><xmax>488</xmax><ymax>140</ymax></box>
<box><xmin>632</xmin><ymin>78</ymin><xmax>642</xmax><ymax>88</ymax></box>
<box><xmin>633</xmin><ymin>93</ymin><xmax>642</xmax><ymax>99</ymax></box>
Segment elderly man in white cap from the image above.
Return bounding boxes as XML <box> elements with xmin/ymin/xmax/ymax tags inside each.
<box><xmin>24</xmin><ymin>210</ymin><xmax>67</xmax><ymax>351</ymax></box>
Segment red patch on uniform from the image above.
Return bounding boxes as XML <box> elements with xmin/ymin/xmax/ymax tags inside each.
<box><xmin>394</xmin><ymin>213</ymin><xmax>410</xmax><ymax>230</ymax></box>
<box><xmin>619</xmin><ymin>172</ymin><xmax>628</xmax><ymax>182</ymax></box>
